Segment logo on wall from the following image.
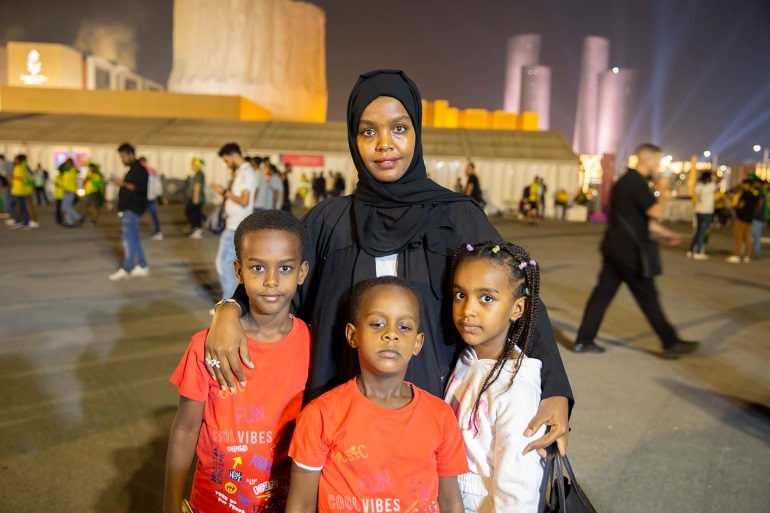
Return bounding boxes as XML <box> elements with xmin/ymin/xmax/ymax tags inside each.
<box><xmin>20</xmin><ymin>49</ymin><xmax>49</xmax><ymax>85</ymax></box>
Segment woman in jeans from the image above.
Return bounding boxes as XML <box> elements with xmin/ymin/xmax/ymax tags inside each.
<box><xmin>688</xmin><ymin>171</ymin><xmax>715</xmax><ymax>260</ymax></box>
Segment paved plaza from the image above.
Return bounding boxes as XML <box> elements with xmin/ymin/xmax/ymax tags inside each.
<box><xmin>1</xmin><ymin>204</ymin><xmax>768</xmax><ymax>513</ymax></box>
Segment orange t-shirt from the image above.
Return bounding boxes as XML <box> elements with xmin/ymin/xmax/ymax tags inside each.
<box><xmin>170</xmin><ymin>317</ymin><xmax>310</xmax><ymax>513</ymax></box>
<box><xmin>289</xmin><ymin>378</ymin><xmax>469</xmax><ymax>513</ymax></box>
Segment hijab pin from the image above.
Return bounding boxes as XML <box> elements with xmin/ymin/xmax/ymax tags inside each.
<box><xmin>491</xmin><ymin>245</ymin><xmax>500</xmax><ymax>254</ymax></box>
<box><xmin>466</xmin><ymin>244</ymin><xmax>474</xmax><ymax>251</ymax></box>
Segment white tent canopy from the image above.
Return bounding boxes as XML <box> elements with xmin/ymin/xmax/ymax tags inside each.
<box><xmin>0</xmin><ymin>113</ymin><xmax>579</xmax><ymax>216</ymax></box>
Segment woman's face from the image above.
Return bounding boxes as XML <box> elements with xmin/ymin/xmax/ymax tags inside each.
<box><xmin>356</xmin><ymin>96</ymin><xmax>415</xmax><ymax>183</ymax></box>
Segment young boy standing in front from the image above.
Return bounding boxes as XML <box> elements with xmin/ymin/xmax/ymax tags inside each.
<box><xmin>164</xmin><ymin>210</ymin><xmax>311</xmax><ymax>513</ymax></box>
<box><xmin>286</xmin><ymin>277</ymin><xmax>467</xmax><ymax>513</ymax></box>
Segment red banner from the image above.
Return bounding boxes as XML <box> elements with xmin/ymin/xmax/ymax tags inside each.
<box><xmin>281</xmin><ymin>154</ymin><xmax>325</xmax><ymax>167</ymax></box>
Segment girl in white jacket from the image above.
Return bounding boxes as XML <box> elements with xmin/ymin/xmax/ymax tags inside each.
<box><xmin>445</xmin><ymin>241</ymin><xmax>545</xmax><ymax>512</ymax></box>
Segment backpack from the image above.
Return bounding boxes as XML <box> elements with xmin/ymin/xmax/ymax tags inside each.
<box><xmin>206</xmin><ymin>205</ymin><xmax>227</xmax><ymax>235</ymax></box>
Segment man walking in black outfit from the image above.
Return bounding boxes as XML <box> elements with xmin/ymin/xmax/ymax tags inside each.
<box><xmin>573</xmin><ymin>144</ymin><xmax>699</xmax><ymax>359</ymax></box>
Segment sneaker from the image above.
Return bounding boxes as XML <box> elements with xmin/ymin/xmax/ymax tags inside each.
<box><xmin>742</xmin><ymin>256</ymin><xmax>751</xmax><ymax>263</ymax></box>
<box><xmin>662</xmin><ymin>340</ymin><xmax>700</xmax><ymax>359</ymax></box>
<box><xmin>726</xmin><ymin>255</ymin><xmax>741</xmax><ymax>263</ymax></box>
<box><xmin>130</xmin><ymin>266</ymin><xmax>150</xmax><ymax>278</ymax></box>
<box><xmin>9</xmin><ymin>222</ymin><xmax>25</xmax><ymax>230</ymax></box>
<box><xmin>151</xmin><ymin>232</ymin><xmax>164</xmax><ymax>241</ymax></box>
<box><xmin>189</xmin><ymin>228</ymin><xmax>203</xmax><ymax>239</ymax></box>
<box><xmin>109</xmin><ymin>268</ymin><xmax>131</xmax><ymax>281</ymax></box>
<box><xmin>693</xmin><ymin>253</ymin><xmax>709</xmax><ymax>260</ymax></box>
<box><xmin>5</xmin><ymin>218</ymin><xmax>17</xmax><ymax>226</ymax></box>
<box><xmin>29</xmin><ymin>220</ymin><xmax>40</xmax><ymax>229</ymax></box>
<box><xmin>573</xmin><ymin>342</ymin><xmax>606</xmax><ymax>353</ymax></box>
<box><xmin>686</xmin><ymin>251</ymin><xmax>693</xmax><ymax>258</ymax></box>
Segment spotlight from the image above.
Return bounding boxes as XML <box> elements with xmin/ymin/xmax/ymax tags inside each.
<box><xmin>754</xmin><ymin>145</ymin><xmax>762</xmax><ymax>152</ymax></box>
<box><xmin>703</xmin><ymin>150</ymin><xmax>711</xmax><ymax>158</ymax></box>
<box><xmin>612</xmin><ymin>67</ymin><xmax>619</xmax><ymax>73</ymax></box>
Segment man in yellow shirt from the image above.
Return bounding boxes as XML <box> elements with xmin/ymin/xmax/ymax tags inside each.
<box><xmin>8</xmin><ymin>154</ymin><xmax>34</xmax><ymax>229</ymax></box>
<box><xmin>60</xmin><ymin>158</ymin><xmax>83</xmax><ymax>227</ymax></box>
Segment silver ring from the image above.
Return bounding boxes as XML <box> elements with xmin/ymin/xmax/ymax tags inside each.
<box><xmin>205</xmin><ymin>357</ymin><xmax>221</xmax><ymax>369</ymax></box>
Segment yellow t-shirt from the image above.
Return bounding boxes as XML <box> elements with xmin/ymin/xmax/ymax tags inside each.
<box><xmin>10</xmin><ymin>164</ymin><xmax>33</xmax><ymax>196</ymax></box>
<box><xmin>528</xmin><ymin>182</ymin><xmax>539</xmax><ymax>202</ymax></box>
<box><xmin>62</xmin><ymin>166</ymin><xmax>79</xmax><ymax>193</ymax></box>
<box><xmin>54</xmin><ymin>172</ymin><xmax>65</xmax><ymax>200</ymax></box>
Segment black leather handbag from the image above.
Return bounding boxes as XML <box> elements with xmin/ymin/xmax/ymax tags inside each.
<box><xmin>539</xmin><ymin>445</ymin><xmax>599</xmax><ymax>513</ymax></box>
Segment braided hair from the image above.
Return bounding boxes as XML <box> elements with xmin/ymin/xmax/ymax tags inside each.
<box><xmin>450</xmin><ymin>240</ymin><xmax>541</xmax><ymax>435</ymax></box>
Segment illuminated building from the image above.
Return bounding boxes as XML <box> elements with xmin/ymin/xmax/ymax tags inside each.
<box><xmin>596</xmin><ymin>68</ymin><xmax>636</xmax><ymax>158</ymax></box>
<box><xmin>520</xmin><ymin>65</ymin><xmax>551</xmax><ymax>130</ymax></box>
<box><xmin>503</xmin><ymin>34</ymin><xmax>541</xmax><ymax>114</ymax></box>
<box><xmin>573</xmin><ymin>36</ymin><xmax>610</xmax><ymax>155</ymax></box>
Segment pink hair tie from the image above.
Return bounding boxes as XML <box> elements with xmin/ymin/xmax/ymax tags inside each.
<box><xmin>466</xmin><ymin>244</ymin><xmax>474</xmax><ymax>251</ymax></box>
<box><xmin>529</xmin><ymin>260</ymin><xmax>537</xmax><ymax>266</ymax></box>
<box><xmin>518</xmin><ymin>261</ymin><xmax>528</xmax><ymax>270</ymax></box>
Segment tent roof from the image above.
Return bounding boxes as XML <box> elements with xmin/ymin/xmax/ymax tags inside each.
<box><xmin>0</xmin><ymin>112</ymin><xmax>577</xmax><ymax>162</ymax></box>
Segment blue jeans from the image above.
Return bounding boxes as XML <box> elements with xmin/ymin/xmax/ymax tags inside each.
<box><xmin>10</xmin><ymin>195</ymin><xmax>29</xmax><ymax>225</ymax></box>
<box><xmin>689</xmin><ymin>213</ymin><xmax>713</xmax><ymax>253</ymax></box>
<box><xmin>216</xmin><ymin>229</ymin><xmax>238</xmax><ymax>300</ymax></box>
<box><xmin>751</xmin><ymin>219</ymin><xmax>765</xmax><ymax>257</ymax></box>
<box><xmin>121</xmin><ymin>211</ymin><xmax>147</xmax><ymax>271</ymax></box>
<box><xmin>147</xmin><ymin>200</ymin><xmax>161</xmax><ymax>233</ymax></box>
<box><xmin>62</xmin><ymin>192</ymin><xmax>82</xmax><ymax>225</ymax></box>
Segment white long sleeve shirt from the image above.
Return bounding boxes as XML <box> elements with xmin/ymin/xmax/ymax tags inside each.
<box><xmin>444</xmin><ymin>347</ymin><xmax>545</xmax><ymax>513</ymax></box>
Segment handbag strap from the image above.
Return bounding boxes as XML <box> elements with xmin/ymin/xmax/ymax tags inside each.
<box><xmin>616</xmin><ymin>212</ymin><xmax>642</xmax><ymax>245</ymax></box>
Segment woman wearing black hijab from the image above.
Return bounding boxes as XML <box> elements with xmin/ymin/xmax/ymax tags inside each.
<box><xmin>206</xmin><ymin>70</ymin><xmax>572</xmax><ymax>454</ymax></box>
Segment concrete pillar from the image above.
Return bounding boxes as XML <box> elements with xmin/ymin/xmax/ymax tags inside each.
<box><xmin>520</xmin><ymin>65</ymin><xmax>551</xmax><ymax>130</ymax></box>
<box><xmin>573</xmin><ymin>36</ymin><xmax>610</xmax><ymax>155</ymax></box>
<box><xmin>503</xmin><ymin>34</ymin><xmax>540</xmax><ymax>113</ymax></box>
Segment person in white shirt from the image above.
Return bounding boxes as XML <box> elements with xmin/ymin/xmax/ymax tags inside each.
<box><xmin>211</xmin><ymin>143</ymin><xmax>258</xmax><ymax>303</ymax></box>
<box><xmin>688</xmin><ymin>171</ymin><xmax>716</xmax><ymax>260</ymax></box>
<box><xmin>445</xmin><ymin>241</ymin><xmax>545</xmax><ymax>513</ymax></box>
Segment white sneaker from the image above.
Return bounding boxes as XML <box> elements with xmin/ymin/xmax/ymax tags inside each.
<box><xmin>151</xmin><ymin>232</ymin><xmax>164</xmax><ymax>241</ymax></box>
<box><xmin>693</xmin><ymin>253</ymin><xmax>709</xmax><ymax>260</ymax></box>
<box><xmin>109</xmin><ymin>268</ymin><xmax>131</xmax><ymax>281</ymax></box>
<box><xmin>742</xmin><ymin>257</ymin><xmax>751</xmax><ymax>263</ymax></box>
<box><xmin>726</xmin><ymin>255</ymin><xmax>741</xmax><ymax>264</ymax></box>
<box><xmin>130</xmin><ymin>266</ymin><xmax>151</xmax><ymax>277</ymax></box>
<box><xmin>5</xmin><ymin>218</ymin><xmax>17</xmax><ymax>226</ymax></box>
<box><xmin>686</xmin><ymin>251</ymin><xmax>693</xmax><ymax>258</ymax></box>
<box><xmin>9</xmin><ymin>222</ymin><xmax>25</xmax><ymax>230</ymax></box>
<box><xmin>29</xmin><ymin>220</ymin><xmax>40</xmax><ymax>229</ymax></box>
<box><xmin>189</xmin><ymin>228</ymin><xmax>203</xmax><ymax>239</ymax></box>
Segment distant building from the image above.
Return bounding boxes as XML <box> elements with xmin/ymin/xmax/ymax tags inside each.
<box><xmin>503</xmin><ymin>34</ymin><xmax>541</xmax><ymax>114</ymax></box>
<box><xmin>520</xmin><ymin>65</ymin><xmax>551</xmax><ymax>130</ymax></box>
<box><xmin>573</xmin><ymin>36</ymin><xmax>610</xmax><ymax>155</ymax></box>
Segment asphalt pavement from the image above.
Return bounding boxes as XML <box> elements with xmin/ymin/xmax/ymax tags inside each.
<box><xmin>0</xmin><ymin>204</ymin><xmax>768</xmax><ymax>513</ymax></box>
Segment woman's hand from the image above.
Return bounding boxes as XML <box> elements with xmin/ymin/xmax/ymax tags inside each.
<box><xmin>522</xmin><ymin>396</ymin><xmax>569</xmax><ymax>456</ymax></box>
<box><xmin>203</xmin><ymin>303</ymin><xmax>253</xmax><ymax>390</ymax></box>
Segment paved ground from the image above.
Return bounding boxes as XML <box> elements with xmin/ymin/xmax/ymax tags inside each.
<box><xmin>1</xmin><ymin>204</ymin><xmax>768</xmax><ymax>513</ymax></box>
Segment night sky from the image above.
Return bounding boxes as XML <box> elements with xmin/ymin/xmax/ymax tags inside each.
<box><xmin>2</xmin><ymin>0</ymin><xmax>769</xmax><ymax>163</ymax></box>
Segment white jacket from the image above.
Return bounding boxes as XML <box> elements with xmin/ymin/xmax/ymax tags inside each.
<box><xmin>444</xmin><ymin>347</ymin><xmax>545</xmax><ymax>513</ymax></box>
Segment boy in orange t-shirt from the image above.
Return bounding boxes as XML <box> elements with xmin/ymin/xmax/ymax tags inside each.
<box><xmin>286</xmin><ymin>277</ymin><xmax>468</xmax><ymax>513</ymax></box>
<box><xmin>164</xmin><ymin>210</ymin><xmax>311</xmax><ymax>513</ymax></box>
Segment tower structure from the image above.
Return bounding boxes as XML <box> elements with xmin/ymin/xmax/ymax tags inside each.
<box><xmin>573</xmin><ymin>36</ymin><xmax>610</xmax><ymax>154</ymax></box>
<box><xmin>519</xmin><ymin>65</ymin><xmax>551</xmax><ymax>130</ymax></box>
<box><xmin>596</xmin><ymin>68</ymin><xmax>637</xmax><ymax>157</ymax></box>
<box><xmin>503</xmin><ymin>34</ymin><xmax>541</xmax><ymax>114</ymax></box>
<box><xmin>167</xmin><ymin>0</ymin><xmax>327</xmax><ymax>122</ymax></box>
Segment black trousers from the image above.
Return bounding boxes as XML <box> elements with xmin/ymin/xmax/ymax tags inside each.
<box><xmin>185</xmin><ymin>201</ymin><xmax>203</xmax><ymax>229</ymax></box>
<box><xmin>576</xmin><ymin>257</ymin><xmax>679</xmax><ymax>349</ymax></box>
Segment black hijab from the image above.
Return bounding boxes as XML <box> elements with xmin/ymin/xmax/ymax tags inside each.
<box><xmin>347</xmin><ymin>69</ymin><xmax>477</xmax><ymax>256</ymax></box>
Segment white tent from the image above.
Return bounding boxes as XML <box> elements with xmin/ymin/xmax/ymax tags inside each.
<box><xmin>0</xmin><ymin>113</ymin><xmax>579</xmax><ymax>216</ymax></box>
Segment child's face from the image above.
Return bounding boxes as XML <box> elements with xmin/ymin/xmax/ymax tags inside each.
<box><xmin>355</xmin><ymin>96</ymin><xmax>415</xmax><ymax>183</ymax></box>
<box><xmin>452</xmin><ymin>259</ymin><xmax>526</xmax><ymax>360</ymax></box>
<box><xmin>233</xmin><ymin>229</ymin><xmax>308</xmax><ymax>317</ymax></box>
<box><xmin>346</xmin><ymin>285</ymin><xmax>424</xmax><ymax>377</ymax></box>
